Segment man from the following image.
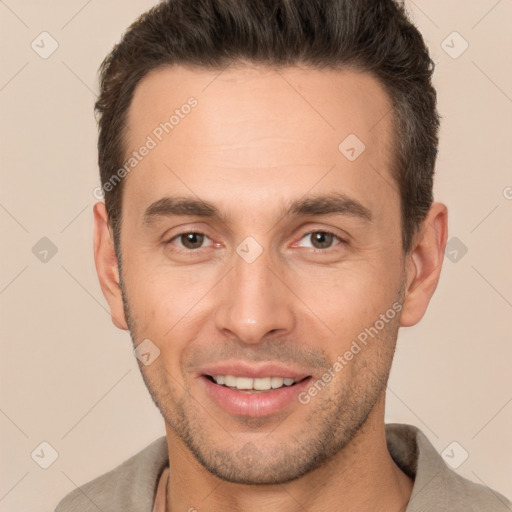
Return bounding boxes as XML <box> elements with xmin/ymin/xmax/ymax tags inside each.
<box><xmin>56</xmin><ymin>0</ymin><xmax>511</xmax><ymax>511</ymax></box>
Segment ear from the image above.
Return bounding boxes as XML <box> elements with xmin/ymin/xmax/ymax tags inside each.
<box><xmin>93</xmin><ymin>202</ymin><xmax>129</xmax><ymax>330</ymax></box>
<box><xmin>400</xmin><ymin>202</ymin><xmax>448</xmax><ymax>327</ymax></box>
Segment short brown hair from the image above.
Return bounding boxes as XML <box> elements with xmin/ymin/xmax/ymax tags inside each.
<box><xmin>95</xmin><ymin>0</ymin><xmax>439</xmax><ymax>256</ymax></box>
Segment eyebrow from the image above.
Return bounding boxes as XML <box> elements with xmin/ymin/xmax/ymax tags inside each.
<box><xmin>142</xmin><ymin>192</ymin><xmax>372</xmax><ymax>227</ymax></box>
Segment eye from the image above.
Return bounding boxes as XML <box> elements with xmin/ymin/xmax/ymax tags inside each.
<box><xmin>168</xmin><ymin>232</ymin><xmax>213</xmax><ymax>250</ymax></box>
<box><xmin>298</xmin><ymin>231</ymin><xmax>344</xmax><ymax>250</ymax></box>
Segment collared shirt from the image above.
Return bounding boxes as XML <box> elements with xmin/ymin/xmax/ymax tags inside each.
<box><xmin>152</xmin><ymin>465</ymin><xmax>168</xmax><ymax>512</ymax></box>
<box><xmin>55</xmin><ymin>423</ymin><xmax>512</xmax><ymax>511</ymax></box>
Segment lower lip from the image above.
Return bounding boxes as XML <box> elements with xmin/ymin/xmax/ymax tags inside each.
<box><xmin>200</xmin><ymin>376</ymin><xmax>311</xmax><ymax>417</ymax></box>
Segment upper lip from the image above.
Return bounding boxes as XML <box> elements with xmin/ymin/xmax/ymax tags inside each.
<box><xmin>196</xmin><ymin>361</ymin><xmax>311</xmax><ymax>380</ymax></box>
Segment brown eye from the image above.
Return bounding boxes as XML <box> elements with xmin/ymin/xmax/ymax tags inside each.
<box><xmin>310</xmin><ymin>232</ymin><xmax>335</xmax><ymax>249</ymax></box>
<box><xmin>298</xmin><ymin>231</ymin><xmax>342</xmax><ymax>250</ymax></box>
<box><xmin>178</xmin><ymin>233</ymin><xmax>206</xmax><ymax>249</ymax></box>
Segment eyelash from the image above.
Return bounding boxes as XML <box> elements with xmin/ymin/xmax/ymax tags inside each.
<box><xmin>165</xmin><ymin>230</ymin><xmax>346</xmax><ymax>252</ymax></box>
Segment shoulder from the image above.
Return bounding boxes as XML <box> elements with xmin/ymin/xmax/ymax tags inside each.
<box><xmin>386</xmin><ymin>423</ymin><xmax>512</xmax><ymax>512</ymax></box>
<box><xmin>54</xmin><ymin>436</ymin><xmax>168</xmax><ymax>512</ymax></box>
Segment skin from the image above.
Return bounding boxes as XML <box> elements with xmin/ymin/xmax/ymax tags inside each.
<box><xmin>94</xmin><ymin>64</ymin><xmax>448</xmax><ymax>511</ymax></box>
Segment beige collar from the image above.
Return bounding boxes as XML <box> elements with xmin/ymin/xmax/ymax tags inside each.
<box><xmin>152</xmin><ymin>466</ymin><xmax>169</xmax><ymax>512</ymax></box>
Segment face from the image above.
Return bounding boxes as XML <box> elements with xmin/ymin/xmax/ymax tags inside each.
<box><xmin>112</xmin><ymin>64</ymin><xmax>408</xmax><ymax>484</ymax></box>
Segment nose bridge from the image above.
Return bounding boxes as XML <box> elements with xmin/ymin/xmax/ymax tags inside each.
<box><xmin>214</xmin><ymin>246</ymin><xmax>295</xmax><ymax>343</ymax></box>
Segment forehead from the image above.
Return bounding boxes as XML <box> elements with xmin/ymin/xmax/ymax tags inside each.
<box><xmin>126</xmin><ymin>64</ymin><xmax>394</xmax><ymax>150</ymax></box>
<box><xmin>122</xmin><ymin>64</ymin><xmax>397</xmax><ymax>223</ymax></box>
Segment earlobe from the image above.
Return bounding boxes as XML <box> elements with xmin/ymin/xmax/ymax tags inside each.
<box><xmin>93</xmin><ymin>202</ymin><xmax>129</xmax><ymax>330</ymax></box>
<box><xmin>399</xmin><ymin>202</ymin><xmax>448</xmax><ymax>327</ymax></box>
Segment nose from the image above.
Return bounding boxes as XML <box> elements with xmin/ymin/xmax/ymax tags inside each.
<box><xmin>214</xmin><ymin>249</ymin><xmax>296</xmax><ymax>345</ymax></box>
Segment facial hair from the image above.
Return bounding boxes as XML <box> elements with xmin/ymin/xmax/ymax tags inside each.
<box><xmin>120</xmin><ymin>271</ymin><xmax>405</xmax><ymax>484</ymax></box>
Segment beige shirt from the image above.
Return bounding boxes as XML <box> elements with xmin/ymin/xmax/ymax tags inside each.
<box><xmin>152</xmin><ymin>466</ymin><xmax>168</xmax><ymax>512</ymax></box>
<box><xmin>55</xmin><ymin>423</ymin><xmax>512</xmax><ymax>511</ymax></box>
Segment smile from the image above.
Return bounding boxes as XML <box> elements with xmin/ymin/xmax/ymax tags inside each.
<box><xmin>208</xmin><ymin>375</ymin><xmax>300</xmax><ymax>392</ymax></box>
<box><xmin>200</xmin><ymin>372</ymin><xmax>312</xmax><ymax>417</ymax></box>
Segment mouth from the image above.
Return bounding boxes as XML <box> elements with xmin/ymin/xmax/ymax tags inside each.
<box><xmin>205</xmin><ymin>374</ymin><xmax>308</xmax><ymax>393</ymax></box>
<box><xmin>198</xmin><ymin>367</ymin><xmax>313</xmax><ymax>417</ymax></box>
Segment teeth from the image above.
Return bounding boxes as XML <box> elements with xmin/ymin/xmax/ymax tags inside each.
<box><xmin>224</xmin><ymin>375</ymin><xmax>237</xmax><ymax>387</ymax></box>
<box><xmin>212</xmin><ymin>375</ymin><xmax>298</xmax><ymax>391</ymax></box>
<box><xmin>271</xmin><ymin>377</ymin><xmax>284</xmax><ymax>389</ymax></box>
<box><xmin>253</xmin><ymin>377</ymin><xmax>272</xmax><ymax>390</ymax></box>
<box><xmin>235</xmin><ymin>377</ymin><xmax>253</xmax><ymax>390</ymax></box>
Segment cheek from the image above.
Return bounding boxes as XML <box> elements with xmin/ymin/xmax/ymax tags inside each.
<box><xmin>290</xmin><ymin>261</ymin><xmax>401</xmax><ymax>341</ymax></box>
<box><xmin>124</xmin><ymin>254</ymin><xmax>205</xmax><ymax>316</ymax></box>
<box><xmin>122</xmin><ymin>261</ymin><xmax>219</xmax><ymax>365</ymax></box>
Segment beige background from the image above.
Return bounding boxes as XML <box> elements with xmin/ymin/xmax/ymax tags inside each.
<box><xmin>1</xmin><ymin>1</ymin><xmax>511</xmax><ymax>510</ymax></box>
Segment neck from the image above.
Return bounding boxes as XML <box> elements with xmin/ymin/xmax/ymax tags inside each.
<box><xmin>164</xmin><ymin>395</ymin><xmax>413</xmax><ymax>512</ymax></box>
